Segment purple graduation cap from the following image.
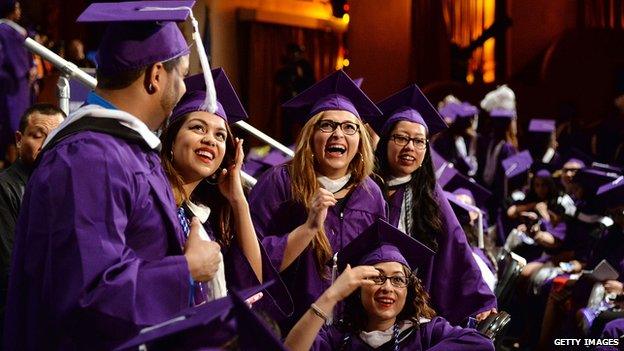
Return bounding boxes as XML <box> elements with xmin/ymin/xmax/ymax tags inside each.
<box><xmin>501</xmin><ymin>150</ymin><xmax>533</xmax><ymax>195</ymax></box>
<box><xmin>373</xmin><ymin>84</ymin><xmax>448</xmax><ymax>137</ymax></box>
<box><xmin>489</xmin><ymin>108</ymin><xmax>515</xmax><ymax>120</ymax></box>
<box><xmin>573</xmin><ymin>167</ymin><xmax>621</xmax><ymax>194</ymax></box>
<box><xmin>77</xmin><ymin>0</ymin><xmax>218</xmax><ymax>113</ymax></box>
<box><xmin>336</xmin><ymin>219</ymin><xmax>434</xmax><ymax>274</ymax></box>
<box><xmin>282</xmin><ymin>69</ymin><xmax>381</xmax><ymax>123</ymax></box>
<box><xmin>440</xmin><ymin>169</ymin><xmax>492</xmax><ymax>210</ymax></box>
<box><xmin>502</xmin><ymin>150</ymin><xmax>533</xmax><ymax>180</ymax></box>
<box><xmin>353</xmin><ymin>77</ymin><xmax>364</xmax><ymax>88</ymax></box>
<box><xmin>596</xmin><ymin>175</ymin><xmax>624</xmax><ymax>208</ymax></box>
<box><xmin>590</xmin><ymin>162</ymin><xmax>623</xmax><ymax>175</ymax></box>
<box><xmin>444</xmin><ymin>190</ymin><xmax>485</xmax><ymax>248</ymax></box>
<box><xmin>528</xmin><ymin>119</ymin><xmax>556</xmax><ymax>134</ymax></box>
<box><xmin>114</xmin><ymin>283</ymin><xmax>286</xmax><ymax>351</ymax></box>
<box><xmin>170</xmin><ymin>68</ymin><xmax>248</xmax><ymax>124</ymax></box>
<box><xmin>438</xmin><ymin>102</ymin><xmax>478</xmax><ymax>124</ymax></box>
<box><xmin>561</xmin><ymin>148</ymin><xmax>592</xmax><ymax>169</ymax></box>
<box><xmin>76</xmin><ymin>1</ymin><xmax>194</xmax><ymax>75</ymax></box>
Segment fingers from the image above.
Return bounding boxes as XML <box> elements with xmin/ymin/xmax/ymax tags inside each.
<box><xmin>234</xmin><ymin>137</ymin><xmax>244</xmax><ymax>167</ymax></box>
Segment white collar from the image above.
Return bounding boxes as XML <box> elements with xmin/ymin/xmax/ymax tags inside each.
<box><xmin>387</xmin><ymin>175</ymin><xmax>412</xmax><ymax>187</ymax></box>
<box><xmin>317</xmin><ymin>173</ymin><xmax>351</xmax><ymax>193</ymax></box>
<box><xmin>185</xmin><ymin>201</ymin><xmax>211</xmax><ymax>224</ymax></box>
<box><xmin>358</xmin><ymin>319</ymin><xmax>428</xmax><ymax>348</ymax></box>
<box><xmin>42</xmin><ymin>104</ymin><xmax>162</xmax><ymax>150</ymax></box>
<box><xmin>0</xmin><ymin>19</ymin><xmax>27</xmax><ymax>37</ymax></box>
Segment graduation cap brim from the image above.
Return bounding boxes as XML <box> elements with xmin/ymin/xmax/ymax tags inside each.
<box><xmin>596</xmin><ymin>176</ymin><xmax>624</xmax><ymax>208</ymax></box>
<box><xmin>502</xmin><ymin>150</ymin><xmax>533</xmax><ymax>179</ymax></box>
<box><xmin>282</xmin><ymin>70</ymin><xmax>381</xmax><ymax>122</ymax></box>
<box><xmin>441</xmin><ymin>170</ymin><xmax>492</xmax><ymax>209</ymax></box>
<box><xmin>114</xmin><ymin>281</ymin><xmax>274</xmax><ymax>351</ymax></box>
<box><xmin>231</xmin><ymin>290</ymin><xmax>288</xmax><ymax>351</ymax></box>
<box><xmin>528</xmin><ymin>118</ymin><xmax>556</xmax><ymax>133</ymax></box>
<box><xmin>335</xmin><ymin>219</ymin><xmax>434</xmax><ymax>273</ymax></box>
<box><xmin>171</xmin><ymin>69</ymin><xmax>248</xmax><ymax>124</ymax></box>
<box><xmin>77</xmin><ymin>1</ymin><xmax>195</xmax><ymax>23</ymax></box>
<box><xmin>374</xmin><ymin>84</ymin><xmax>448</xmax><ymax>137</ymax></box>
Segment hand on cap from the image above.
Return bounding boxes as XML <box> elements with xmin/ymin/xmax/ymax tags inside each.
<box><xmin>305</xmin><ymin>188</ymin><xmax>337</xmax><ymax>232</ymax></box>
<box><xmin>325</xmin><ymin>264</ymin><xmax>379</xmax><ymax>303</ymax></box>
<box><xmin>184</xmin><ymin>217</ymin><xmax>222</xmax><ymax>282</ymax></box>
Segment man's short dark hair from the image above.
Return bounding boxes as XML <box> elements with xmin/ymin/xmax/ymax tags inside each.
<box><xmin>18</xmin><ymin>103</ymin><xmax>66</xmax><ymax>133</ymax></box>
<box><xmin>95</xmin><ymin>55</ymin><xmax>183</xmax><ymax>90</ymax></box>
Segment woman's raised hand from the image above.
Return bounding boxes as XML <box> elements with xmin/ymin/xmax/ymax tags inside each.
<box><xmin>218</xmin><ymin>137</ymin><xmax>245</xmax><ymax>203</ymax></box>
<box><xmin>325</xmin><ymin>264</ymin><xmax>379</xmax><ymax>302</ymax></box>
<box><xmin>305</xmin><ymin>188</ymin><xmax>337</xmax><ymax>231</ymax></box>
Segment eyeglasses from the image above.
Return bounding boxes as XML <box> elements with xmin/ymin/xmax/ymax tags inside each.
<box><xmin>369</xmin><ymin>274</ymin><xmax>410</xmax><ymax>288</ymax></box>
<box><xmin>390</xmin><ymin>134</ymin><xmax>428</xmax><ymax>150</ymax></box>
<box><xmin>316</xmin><ymin>120</ymin><xmax>360</xmax><ymax>136</ymax></box>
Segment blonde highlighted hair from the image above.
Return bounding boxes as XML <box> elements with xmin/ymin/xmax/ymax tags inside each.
<box><xmin>289</xmin><ymin>111</ymin><xmax>376</xmax><ymax>275</ymax></box>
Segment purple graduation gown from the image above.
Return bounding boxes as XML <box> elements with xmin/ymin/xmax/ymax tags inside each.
<box><xmin>312</xmin><ymin>317</ymin><xmax>494</xmax><ymax>350</ymax></box>
<box><xmin>199</xmin><ymin>219</ymin><xmax>293</xmax><ymax>320</ymax></box>
<box><xmin>248</xmin><ymin>165</ymin><xmax>387</xmax><ymax>330</ymax></box>
<box><xmin>0</xmin><ymin>22</ymin><xmax>32</xmax><ymax>149</ymax></box>
<box><xmin>4</xmin><ymin>131</ymin><xmax>191</xmax><ymax>350</ymax></box>
<box><xmin>387</xmin><ymin>184</ymin><xmax>497</xmax><ymax>325</ymax></box>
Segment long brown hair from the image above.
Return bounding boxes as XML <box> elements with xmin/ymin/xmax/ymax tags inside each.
<box><xmin>160</xmin><ymin>112</ymin><xmax>237</xmax><ymax>248</ymax></box>
<box><xmin>289</xmin><ymin>111</ymin><xmax>376</xmax><ymax>275</ymax></box>
<box><xmin>342</xmin><ymin>265</ymin><xmax>436</xmax><ymax>332</ymax></box>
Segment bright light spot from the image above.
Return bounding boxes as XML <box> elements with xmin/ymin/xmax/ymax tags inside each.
<box><xmin>342</xmin><ymin>58</ymin><xmax>350</xmax><ymax>67</ymax></box>
<box><xmin>342</xmin><ymin>14</ymin><xmax>350</xmax><ymax>24</ymax></box>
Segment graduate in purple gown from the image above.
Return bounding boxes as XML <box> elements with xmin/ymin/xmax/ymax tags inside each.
<box><xmin>0</xmin><ymin>0</ymin><xmax>35</xmax><ymax>158</ymax></box>
<box><xmin>526</xmin><ymin>119</ymin><xmax>563</xmax><ymax>169</ymax></box>
<box><xmin>476</xmin><ymin>108</ymin><xmax>518</xmax><ymax>217</ymax></box>
<box><xmin>284</xmin><ymin>219</ymin><xmax>494</xmax><ymax>351</ymax></box>
<box><xmin>160</xmin><ymin>69</ymin><xmax>291</xmax><ymax>316</ymax></box>
<box><xmin>371</xmin><ymin>84</ymin><xmax>497</xmax><ymax>326</ymax></box>
<box><xmin>2</xmin><ymin>3</ymin><xmax>226</xmax><ymax>350</ymax></box>
<box><xmin>432</xmin><ymin>99</ymin><xmax>479</xmax><ymax>176</ymax></box>
<box><xmin>248</xmin><ymin>70</ymin><xmax>387</xmax><ymax>331</ymax></box>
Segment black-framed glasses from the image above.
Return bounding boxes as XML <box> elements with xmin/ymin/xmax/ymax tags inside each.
<box><xmin>369</xmin><ymin>274</ymin><xmax>410</xmax><ymax>288</ymax></box>
<box><xmin>316</xmin><ymin>120</ymin><xmax>360</xmax><ymax>136</ymax></box>
<box><xmin>390</xmin><ymin>134</ymin><xmax>428</xmax><ymax>150</ymax></box>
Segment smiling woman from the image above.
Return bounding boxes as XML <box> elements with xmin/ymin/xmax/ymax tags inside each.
<box><xmin>284</xmin><ymin>219</ymin><xmax>495</xmax><ymax>351</ymax></box>
<box><xmin>249</xmin><ymin>69</ymin><xmax>388</xmax><ymax>332</ymax></box>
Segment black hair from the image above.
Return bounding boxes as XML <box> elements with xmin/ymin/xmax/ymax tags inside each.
<box><xmin>374</xmin><ymin>126</ymin><xmax>443</xmax><ymax>251</ymax></box>
<box><xmin>18</xmin><ymin>103</ymin><xmax>66</xmax><ymax>133</ymax></box>
<box><xmin>96</xmin><ymin>55</ymin><xmax>183</xmax><ymax>90</ymax></box>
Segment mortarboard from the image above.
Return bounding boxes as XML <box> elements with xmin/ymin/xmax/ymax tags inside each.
<box><xmin>502</xmin><ymin>150</ymin><xmax>533</xmax><ymax>180</ymax></box>
<box><xmin>78</xmin><ymin>0</ymin><xmax>219</xmax><ymax>114</ymax></box>
<box><xmin>115</xmin><ymin>282</ymin><xmax>284</xmax><ymax>350</ymax></box>
<box><xmin>590</xmin><ymin>162</ymin><xmax>623</xmax><ymax>175</ymax></box>
<box><xmin>573</xmin><ymin>167</ymin><xmax>621</xmax><ymax>195</ymax></box>
<box><xmin>438</xmin><ymin>102</ymin><xmax>478</xmax><ymax>124</ymax></box>
<box><xmin>373</xmin><ymin>84</ymin><xmax>448</xmax><ymax>137</ymax></box>
<box><xmin>77</xmin><ymin>1</ymin><xmax>194</xmax><ymax>75</ymax></box>
<box><xmin>336</xmin><ymin>219</ymin><xmax>434</xmax><ymax>274</ymax></box>
<box><xmin>353</xmin><ymin>77</ymin><xmax>364</xmax><ymax>88</ymax></box>
<box><xmin>282</xmin><ymin>70</ymin><xmax>381</xmax><ymax>123</ymax></box>
<box><xmin>444</xmin><ymin>191</ymin><xmax>485</xmax><ymax>248</ymax></box>
<box><xmin>439</xmin><ymin>168</ymin><xmax>491</xmax><ymax>210</ymax></box>
<box><xmin>489</xmin><ymin>108</ymin><xmax>515</xmax><ymax>120</ymax></box>
<box><xmin>528</xmin><ymin>119</ymin><xmax>556</xmax><ymax>134</ymax></box>
<box><xmin>596</xmin><ymin>176</ymin><xmax>624</xmax><ymax>208</ymax></box>
<box><xmin>170</xmin><ymin>68</ymin><xmax>248</xmax><ymax>124</ymax></box>
<box><xmin>560</xmin><ymin>147</ymin><xmax>592</xmax><ymax>169</ymax></box>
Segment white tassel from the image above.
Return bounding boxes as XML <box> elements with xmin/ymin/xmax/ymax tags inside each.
<box><xmin>139</xmin><ymin>6</ymin><xmax>217</xmax><ymax>113</ymax></box>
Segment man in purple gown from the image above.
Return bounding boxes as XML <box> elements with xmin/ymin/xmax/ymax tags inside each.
<box><xmin>0</xmin><ymin>0</ymin><xmax>35</xmax><ymax>161</ymax></box>
<box><xmin>3</xmin><ymin>2</ymin><xmax>222</xmax><ymax>350</ymax></box>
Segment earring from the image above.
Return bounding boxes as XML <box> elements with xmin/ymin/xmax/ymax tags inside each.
<box><xmin>148</xmin><ymin>83</ymin><xmax>154</xmax><ymax>93</ymax></box>
<box><xmin>169</xmin><ymin>149</ymin><xmax>174</xmax><ymax>161</ymax></box>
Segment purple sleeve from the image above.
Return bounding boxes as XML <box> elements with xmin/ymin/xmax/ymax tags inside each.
<box><xmin>542</xmin><ymin>219</ymin><xmax>567</xmax><ymax>242</ymax></box>
<box><xmin>224</xmin><ymin>240</ymin><xmax>293</xmax><ymax>320</ymax></box>
<box><xmin>429</xmin><ymin>184</ymin><xmax>497</xmax><ymax>325</ymax></box>
<box><xmin>248</xmin><ymin>166</ymin><xmax>296</xmax><ymax>271</ymax></box>
<box><xmin>422</xmin><ymin>317</ymin><xmax>495</xmax><ymax>351</ymax></box>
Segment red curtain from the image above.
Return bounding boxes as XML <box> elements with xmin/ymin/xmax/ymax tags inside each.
<box><xmin>580</xmin><ymin>0</ymin><xmax>624</xmax><ymax>29</ymax></box>
<box><xmin>239</xmin><ymin>21</ymin><xmax>341</xmax><ymax>143</ymax></box>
